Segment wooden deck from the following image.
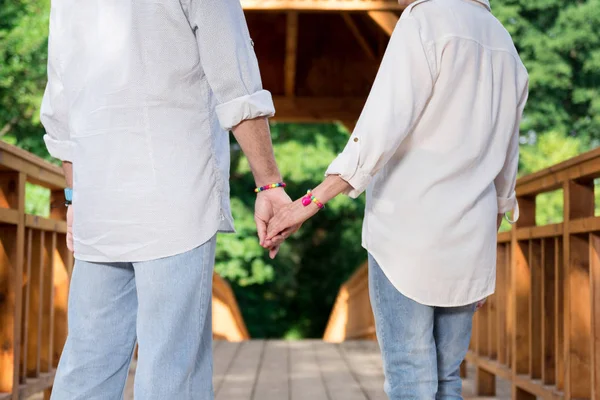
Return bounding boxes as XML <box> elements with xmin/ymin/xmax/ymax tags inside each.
<box><xmin>121</xmin><ymin>340</ymin><xmax>510</xmax><ymax>399</ymax></box>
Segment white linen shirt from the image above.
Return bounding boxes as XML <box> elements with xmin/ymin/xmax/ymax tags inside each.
<box><xmin>41</xmin><ymin>0</ymin><xmax>275</xmax><ymax>262</ymax></box>
<box><xmin>327</xmin><ymin>0</ymin><xmax>528</xmax><ymax>306</ymax></box>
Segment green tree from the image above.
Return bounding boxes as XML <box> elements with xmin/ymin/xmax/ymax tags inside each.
<box><xmin>0</xmin><ymin>0</ymin><xmax>51</xmax><ymax>157</ymax></box>
<box><xmin>494</xmin><ymin>0</ymin><xmax>600</xmax><ymax>141</ymax></box>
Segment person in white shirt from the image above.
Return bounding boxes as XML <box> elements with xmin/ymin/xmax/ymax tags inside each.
<box><xmin>265</xmin><ymin>0</ymin><xmax>527</xmax><ymax>397</ymax></box>
<box><xmin>40</xmin><ymin>0</ymin><xmax>291</xmax><ymax>398</ymax></box>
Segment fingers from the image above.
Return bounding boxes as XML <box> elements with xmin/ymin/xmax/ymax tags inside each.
<box><xmin>255</xmin><ymin>216</ymin><xmax>267</xmax><ymax>246</ymax></box>
<box><xmin>476</xmin><ymin>299</ymin><xmax>486</xmax><ymax>310</ymax></box>
<box><xmin>266</xmin><ymin>215</ymin><xmax>287</xmax><ymax>240</ymax></box>
<box><xmin>266</xmin><ymin>227</ymin><xmax>296</xmax><ymax>248</ymax></box>
<box><xmin>269</xmin><ymin>245</ymin><xmax>280</xmax><ymax>259</ymax></box>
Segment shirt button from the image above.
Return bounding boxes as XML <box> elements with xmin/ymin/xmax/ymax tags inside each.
<box><xmin>353</xmin><ymin>137</ymin><xmax>359</xmax><ymax>142</ymax></box>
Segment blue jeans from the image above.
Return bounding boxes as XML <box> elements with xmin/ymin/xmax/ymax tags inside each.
<box><xmin>369</xmin><ymin>254</ymin><xmax>475</xmax><ymax>400</ymax></box>
<box><xmin>50</xmin><ymin>237</ymin><xmax>217</xmax><ymax>400</ymax></box>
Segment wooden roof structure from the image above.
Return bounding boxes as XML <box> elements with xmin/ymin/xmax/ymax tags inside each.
<box><xmin>241</xmin><ymin>0</ymin><xmax>412</xmax><ymax>126</ymax></box>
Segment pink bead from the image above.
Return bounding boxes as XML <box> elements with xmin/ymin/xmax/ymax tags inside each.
<box><xmin>302</xmin><ymin>196</ymin><xmax>312</xmax><ymax>206</ymax></box>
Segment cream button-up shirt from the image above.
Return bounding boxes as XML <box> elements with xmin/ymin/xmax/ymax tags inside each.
<box><xmin>327</xmin><ymin>0</ymin><xmax>528</xmax><ymax>306</ymax></box>
<box><xmin>41</xmin><ymin>0</ymin><xmax>275</xmax><ymax>262</ymax></box>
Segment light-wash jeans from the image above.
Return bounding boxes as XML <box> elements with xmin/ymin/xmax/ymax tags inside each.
<box><xmin>369</xmin><ymin>254</ymin><xmax>476</xmax><ymax>400</ymax></box>
<box><xmin>50</xmin><ymin>237</ymin><xmax>217</xmax><ymax>400</ymax></box>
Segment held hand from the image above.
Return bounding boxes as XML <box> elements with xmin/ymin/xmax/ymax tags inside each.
<box><xmin>255</xmin><ymin>188</ymin><xmax>293</xmax><ymax>259</ymax></box>
<box><xmin>264</xmin><ymin>198</ymin><xmax>319</xmax><ymax>248</ymax></box>
<box><xmin>66</xmin><ymin>205</ymin><xmax>74</xmax><ymax>252</ymax></box>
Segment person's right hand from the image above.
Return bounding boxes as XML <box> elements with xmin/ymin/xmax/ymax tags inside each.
<box><xmin>254</xmin><ymin>188</ymin><xmax>297</xmax><ymax>259</ymax></box>
<box><xmin>66</xmin><ymin>205</ymin><xmax>74</xmax><ymax>252</ymax></box>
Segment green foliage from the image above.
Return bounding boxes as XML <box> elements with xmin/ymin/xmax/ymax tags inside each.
<box><xmin>494</xmin><ymin>0</ymin><xmax>600</xmax><ymax>141</ymax></box>
<box><xmin>217</xmin><ymin>123</ymin><xmax>366</xmax><ymax>338</ymax></box>
<box><xmin>25</xmin><ymin>183</ymin><xmax>50</xmax><ymax>217</ymax></box>
<box><xmin>2</xmin><ymin>0</ymin><xmax>600</xmax><ymax>338</ymax></box>
<box><xmin>0</xmin><ymin>0</ymin><xmax>52</xmax><ymax>158</ymax></box>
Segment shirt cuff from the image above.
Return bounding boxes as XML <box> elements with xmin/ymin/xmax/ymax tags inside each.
<box><xmin>44</xmin><ymin>134</ymin><xmax>74</xmax><ymax>163</ymax></box>
<box><xmin>325</xmin><ymin>150</ymin><xmax>371</xmax><ymax>199</ymax></box>
<box><xmin>215</xmin><ymin>90</ymin><xmax>275</xmax><ymax>131</ymax></box>
<box><xmin>498</xmin><ymin>192</ymin><xmax>519</xmax><ymax>224</ymax></box>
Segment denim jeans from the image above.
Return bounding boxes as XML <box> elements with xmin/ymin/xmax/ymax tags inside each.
<box><xmin>369</xmin><ymin>254</ymin><xmax>476</xmax><ymax>400</ymax></box>
<box><xmin>50</xmin><ymin>237</ymin><xmax>217</xmax><ymax>400</ymax></box>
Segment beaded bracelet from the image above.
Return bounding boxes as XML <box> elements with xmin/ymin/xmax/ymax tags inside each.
<box><xmin>301</xmin><ymin>190</ymin><xmax>325</xmax><ymax>210</ymax></box>
<box><xmin>255</xmin><ymin>182</ymin><xmax>287</xmax><ymax>193</ymax></box>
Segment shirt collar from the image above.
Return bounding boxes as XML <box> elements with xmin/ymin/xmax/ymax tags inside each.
<box><xmin>472</xmin><ymin>0</ymin><xmax>491</xmax><ymax>10</ymax></box>
<box><xmin>401</xmin><ymin>0</ymin><xmax>491</xmax><ymax>11</ymax></box>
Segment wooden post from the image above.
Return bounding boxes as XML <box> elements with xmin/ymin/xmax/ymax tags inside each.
<box><xmin>496</xmin><ymin>243</ymin><xmax>508</xmax><ymax>366</ymax></box>
<box><xmin>0</xmin><ymin>172</ymin><xmax>25</xmax><ymax>400</ymax></box>
<box><xmin>555</xmin><ymin>237</ymin><xmax>565</xmax><ymax>391</ymax></box>
<box><xmin>529</xmin><ymin>240</ymin><xmax>542</xmax><ymax>379</ymax></box>
<box><xmin>512</xmin><ymin>196</ymin><xmax>534</xmax><ymax>399</ymax></box>
<box><xmin>40</xmin><ymin>233</ymin><xmax>55</xmax><ymax>373</ymax></box>
<box><xmin>563</xmin><ymin>180</ymin><xmax>593</xmax><ymax>399</ymax></box>
<box><xmin>541</xmin><ymin>238</ymin><xmax>556</xmax><ymax>385</ymax></box>
<box><xmin>591</xmin><ymin>233</ymin><xmax>600</xmax><ymax>400</ymax></box>
<box><xmin>21</xmin><ymin>229</ymin><xmax>32</xmax><ymax>381</ymax></box>
<box><xmin>284</xmin><ymin>12</ymin><xmax>298</xmax><ymax>98</ymax></box>
<box><xmin>26</xmin><ymin>230</ymin><xmax>43</xmax><ymax>378</ymax></box>
<box><xmin>506</xmin><ymin>242</ymin><xmax>513</xmax><ymax>367</ymax></box>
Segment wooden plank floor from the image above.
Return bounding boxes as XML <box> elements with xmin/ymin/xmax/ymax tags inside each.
<box><xmin>120</xmin><ymin>340</ymin><xmax>511</xmax><ymax>399</ymax></box>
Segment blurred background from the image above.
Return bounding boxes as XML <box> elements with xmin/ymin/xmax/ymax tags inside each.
<box><xmin>1</xmin><ymin>0</ymin><xmax>599</xmax><ymax>339</ymax></box>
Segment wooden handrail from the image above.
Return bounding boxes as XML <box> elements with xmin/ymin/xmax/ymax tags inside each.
<box><xmin>0</xmin><ymin>142</ymin><xmax>249</xmax><ymax>400</ymax></box>
<box><xmin>323</xmin><ymin>147</ymin><xmax>600</xmax><ymax>400</ymax></box>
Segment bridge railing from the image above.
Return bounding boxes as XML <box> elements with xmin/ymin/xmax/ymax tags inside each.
<box><xmin>323</xmin><ymin>147</ymin><xmax>600</xmax><ymax>400</ymax></box>
<box><xmin>0</xmin><ymin>142</ymin><xmax>248</xmax><ymax>400</ymax></box>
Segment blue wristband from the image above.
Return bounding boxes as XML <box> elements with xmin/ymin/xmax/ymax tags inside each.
<box><xmin>64</xmin><ymin>188</ymin><xmax>73</xmax><ymax>205</ymax></box>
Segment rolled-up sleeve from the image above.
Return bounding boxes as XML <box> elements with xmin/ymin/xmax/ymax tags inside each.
<box><xmin>41</xmin><ymin>4</ymin><xmax>73</xmax><ymax>162</ymax></box>
<box><xmin>494</xmin><ymin>84</ymin><xmax>529</xmax><ymax>223</ymax></box>
<box><xmin>186</xmin><ymin>0</ymin><xmax>275</xmax><ymax>131</ymax></box>
<box><xmin>325</xmin><ymin>17</ymin><xmax>434</xmax><ymax>198</ymax></box>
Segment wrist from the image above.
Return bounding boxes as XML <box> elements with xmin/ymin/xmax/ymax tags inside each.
<box><xmin>254</xmin><ymin>176</ymin><xmax>283</xmax><ymax>188</ymax></box>
<box><xmin>255</xmin><ymin>181</ymin><xmax>286</xmax><ymax>194</ymax></box>
<box><xmin>256</xmin><ymin>186</ymin><xmax>286</xmax><ymax>197</ymax></box>
<box><xmin>312</xmin><ymin>175</ymin><xmax>350</xmax><ymax>204</ymax></box>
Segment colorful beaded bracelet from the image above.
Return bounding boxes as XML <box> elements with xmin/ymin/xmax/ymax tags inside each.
<box><xmin>301</xmin><ymin>190</ymin><xmax>324</xmax><ymax>210</ymax></box>
<box><xmin>254</xmin><ymin>182</ymin><xmax>287</xmax><ymax>193</ymax></box>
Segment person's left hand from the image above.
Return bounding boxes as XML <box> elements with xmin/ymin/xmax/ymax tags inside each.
<box><xmin>265</xmin><ymin>198</ymin><xmax>320</xmax><ymax>248</ymax></box>
<box><xmin>255</xmin><ymin>188</ymin><xmax>294</xmax><ymax>259</ymax></box>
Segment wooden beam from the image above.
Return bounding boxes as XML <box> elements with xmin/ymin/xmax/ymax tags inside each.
<box><xmin>0</xmin><ymin>142</ymin><xmax>65</xmax><ymax>190</ymax></box>
<box><xmin>367</xmin><ymin>11</ymin><xmax>398</xmax><ymax>36</ymax></box>
<box><xmin>341</xmin><ymin>14</ymin><xmax>376</xmax><ymax>61</ymax></box>
<box><xmin>241</xmin><ymin>0</ymin><xmax>405</xmax><ymax>12</ymax></box>
<box><xmin>272</xmin><ymin>96</ymin><xmax>364</xmax><ymax>122</ymax></box>
<box><xmin>0</xmin><ymin>172</ymin><xmax>25</xmax><ymax>398</ymax></box>
<box><xmin>284</xmin><ymin>12</ymin><xmax>298</xmax><ymax>97</ymax></box>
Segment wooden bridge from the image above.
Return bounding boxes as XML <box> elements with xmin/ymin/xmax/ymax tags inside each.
<box><xmin>2</xmin><ymin>127</ymin><xmax>600</xmax><ymax>400</ymax></box>
<box><xmin>1</xmin><ymin>0</ymin><xmax>599</xmax><ymax>399</ymax></box>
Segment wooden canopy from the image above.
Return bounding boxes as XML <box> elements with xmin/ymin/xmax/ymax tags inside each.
<box><xmin>241</xmin><ymin>0</ymin><xmax>412</xmax><ymax>126</ymax></box>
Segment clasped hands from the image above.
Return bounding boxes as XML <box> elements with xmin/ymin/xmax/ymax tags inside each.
<box><xmin>254</xmin><ymin>187</ymin><xmax>320</xmax><ymax>258</ymax></box>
